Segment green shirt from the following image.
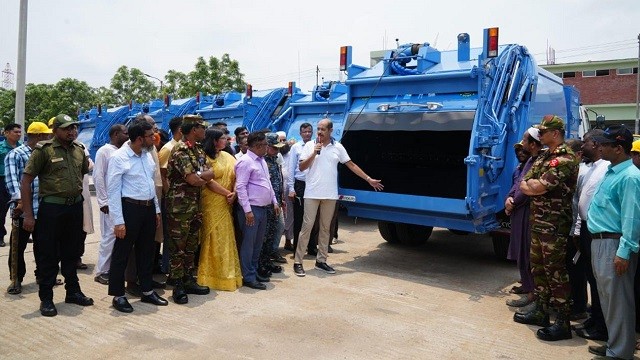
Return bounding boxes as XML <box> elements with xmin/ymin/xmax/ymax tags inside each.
<box><xmin>0</xmin><ymin>139</ymin><xmax>21</xmax><ymax>176</ymax></box>
<box><xmin>587</xmin><ymin>159</ymin><xmax>640</xmax><ymax>259</ymax></box>
<box><xmin>24</xmin><ymin>137</ymin><xmax>89</xmax><ymax>198</ymax></box>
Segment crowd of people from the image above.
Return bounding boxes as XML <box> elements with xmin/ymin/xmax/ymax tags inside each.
<box><xmin>505</xmin><ymin>115</ymin><xmax>640</xmax><ymax>360</ymax></box>
<box><xmin>2</xmin><ymin>114</ymin><xmax>382</xmax><ymax>317</ymax></box>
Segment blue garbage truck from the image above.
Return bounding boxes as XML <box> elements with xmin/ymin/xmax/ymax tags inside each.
<box><xmin>336</xmin><ymin>28</ymin><xmax>586</xmax><ymax>257</ymax></box>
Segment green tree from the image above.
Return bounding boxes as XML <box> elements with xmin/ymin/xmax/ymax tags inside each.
<box><xmin>178</xmin><ymin>54</ymin><xmax>245</xmax><ymax>97</ymax></box>
<box><xmin>0</xmin><ymin>88</ymin><xmax>15</xmax><ymax>127</ymax></box>
<box><xmin>24</xmin><ymin>83</ymin><xmax>56</xmax><ymax>123</ymax></box>
<box><xmin>164</xmin><ymin>69</ymin><xmax>189</xmax><ymax>98</ymax></box>
<box><xmin>110</xmin><ymin>65</ymin><xmax>158</xmax><ymax>104</ymax></box>
<box><xmin>93</xmin><ymin>86</ymin><xmax>118</xmax><ymax>107</ymax></box>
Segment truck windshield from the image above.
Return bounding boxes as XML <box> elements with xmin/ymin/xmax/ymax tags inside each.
<box><xmin>339</xmin><ymin>111</ymin><xmax>474</xmax><ymax>199</ymax></box>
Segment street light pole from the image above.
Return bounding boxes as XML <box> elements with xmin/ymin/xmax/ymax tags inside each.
<box><xmin>143</xmin><ymin>73</ymin><xmax>163</xmax><ymax>94</ymax></box>
<box><xmin>635</xmin><ymin>33</ymin><xmax>640</xmax><ymax>134</ymax></box>
<box><xmin>14</xmin><ymin>0</ymin><xmax>28</xmax><ymax>128</ymax></box>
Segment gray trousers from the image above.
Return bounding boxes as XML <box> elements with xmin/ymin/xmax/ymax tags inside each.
<box><xmin>592</xmin><ymin>238</ymin><xmax>638</xmax><ymax>360</ymax></box>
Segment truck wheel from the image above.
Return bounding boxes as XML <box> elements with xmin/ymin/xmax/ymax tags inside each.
<box><xmin>377</xmin><ymin>221</ymin><xmax>400</xmax><ymax>244</ymax></box>
<box><xmin>396</xmin><ymin>223</ymin><xmax>433</xmax><ymax>246</ymax></box>
<box><xmin>491</xmin><ymin>235</ymin><xmax>510</xmax><ymax>259</ymax></box>
<box><xmin>448</xmin><ymin>229</ymin><xmax>469</xmax><ymax>235</ymax></box>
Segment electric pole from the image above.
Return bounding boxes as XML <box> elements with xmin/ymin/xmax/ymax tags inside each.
<box><xmin>15</xmin><ymin>0</ymin><xmax>28</xmax><ymax>128</ymax></box>
<box><xmin>635</xmin><ymin>33</ymin><xmax>640</xmax><ymax>134</ymax></box>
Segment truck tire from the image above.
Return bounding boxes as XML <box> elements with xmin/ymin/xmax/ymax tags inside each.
<box><xmin>396</xmin><ymin>223</ymin><xmax>433</xmax><ymax>246</ymax></box>
<box><xmin>491</xmin><ymin>235</ymin><xmax>510</xmax><ymax>259</ymax></box>
<box><xmin>377</xmin><ymin>221</ymin><xmax>400</xmax><ymax>244</ymax></box>
<box><xmin>448</xmin><ymin>229</ymin><xmax>470</xmax><ymax>235</ymax></box>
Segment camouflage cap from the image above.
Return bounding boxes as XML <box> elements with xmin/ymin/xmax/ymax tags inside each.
<box><xmin>53</xmin><ymin>114</ymin><xmax>79</xmax><ymax>129</ymax></box>
<box><xmin>266</xmin><ymin>132</ymin><xmax>285</xmax><ymax>148</ymax></box>
<box><xmin>513</xmin><ymin>140</ymin><xmax>524</xmax><ymax>149</ymax></box>
<box><xmin>632</xmin><ymin>140</ymin><xmax>640</xmax><ymax>153</ymax></box>
<box><xmin>182</xmin><ymin>114</ymin><xmax>207</xmax><ymax>126</ymax></box>
<box><xmin>534</xmin><ymin>115</ymin><xmax>565</xmax><ymax>131</ymax></box>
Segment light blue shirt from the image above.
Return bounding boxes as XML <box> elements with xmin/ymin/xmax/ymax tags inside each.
<box><xmin>587</xmin><ymin>159</ymin><xmax>640</xmax><ymax>259</ymax></box>
<box><xmin>107</xmin><ymin>144</ymin><xmax>159</xmax><ymax>226</ymax></box>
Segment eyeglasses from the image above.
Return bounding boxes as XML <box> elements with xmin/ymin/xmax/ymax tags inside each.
<box><xmin>144</xmin><ymin>133</ymin><xmax>155</xmax><ymax>138</ymax></box>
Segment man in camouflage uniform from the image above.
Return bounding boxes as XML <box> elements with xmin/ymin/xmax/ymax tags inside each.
<box><xmin>514</xmin><ymin>115</ymin><xmax>579</xmax><ymax>341</ymax></box>
<box><xmin>258</xmin><ymin>133</ymin><xmax>286</xmax><ymax>279</ymax></box>
<box><xmin>166</xmin><ymin>115</ymin><xmax>214</xmax><ymax>304</ymax></box>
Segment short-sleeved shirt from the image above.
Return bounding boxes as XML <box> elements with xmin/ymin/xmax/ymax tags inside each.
<box><xmin>522</xmin><ymin>143</ymin><xmax>578</xmax><ymax>235</ymax></box>
<box><xmin>300</xmin><ymin>139</ymin><xmax>351</xmax><ymax>200</ymax></box>
<box><xmin>24</xmin><ymin>137</ymin><xmax>89</xmax><ymax>198</ymax></box>
<box><xmin>166</xmin><ymin>140</ymin><xmax>206</xmax><ymax>214</ymax></box>
<box><xmin>0</xmin><ymin>140</ymin><xmax>21</xmax><ymax>177</ymax></box>
<box><xmin>158</xmin><ymin>139</ymin><xmax>177</xmax><ymax>170</ymax></box>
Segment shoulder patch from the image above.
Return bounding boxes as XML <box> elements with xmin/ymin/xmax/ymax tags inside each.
<box><xmin>73</xmin><ymin>141</ymin><xmax>85</xmax><ymax>149</ymax></box>
<box><xmin>549</xmin><ymin>159</ymin><xmax>559</xmax><ymax>167</ymax></box>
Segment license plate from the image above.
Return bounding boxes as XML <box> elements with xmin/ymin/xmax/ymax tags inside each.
<box><xmin>338</xmin><ymin>195</ymin><xmax>356</xmax><ymax>202</ymax></box>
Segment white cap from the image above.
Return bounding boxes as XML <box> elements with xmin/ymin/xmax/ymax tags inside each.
<box><xmin>276</xmin><ymin>131</ymin><xmax>287</xmax><ymax>138</ymax></box>
<box><xmin>527</xmin><ymin>127</ymin><xmax>540</xmax><ymax>141</ymax></box>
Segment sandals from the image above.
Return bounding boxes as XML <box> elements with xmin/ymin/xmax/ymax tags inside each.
<box><xmin>7</xmin><ymin>282</ymin><xmax>22</xmax><ymax>295</ymax></box>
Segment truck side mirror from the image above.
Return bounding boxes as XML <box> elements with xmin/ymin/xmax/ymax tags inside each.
<box><xmin>595</xmin><ymin>115</ymin><xmax>605</xmax><ymax>129</ymax></box>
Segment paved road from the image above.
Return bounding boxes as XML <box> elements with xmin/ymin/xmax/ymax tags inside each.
<box><xmin>0</xmin><ymin>197</ymin><xmax>617</xmax><ymax>359</ymax></box>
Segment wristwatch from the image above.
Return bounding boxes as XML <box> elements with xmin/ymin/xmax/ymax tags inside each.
<box><xmin>196</xmin><ymin>171</ymin><xmax>202</xmax><ymax>177</ymax></box>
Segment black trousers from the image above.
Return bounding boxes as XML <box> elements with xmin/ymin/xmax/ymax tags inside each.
<box><xmin>0</xmin><ymin>177</ymin><xmax>10</xmax><ymax>239</ymax></box>
<box><xmin>35</xmin><ymin>201</ymin><xmax>83</xmax><ymax>301</ymax></box>
<box><xmin>108</xmin><ymin>200</ymin><xmax>156</xmax><ymax>297</ymax></box>
<box><xmin>293</xmin><ymin>180</ymin><xmax>318</xmax><ymax>252</ymax></box>
<box><xmin>8</xmin><ymin>217</ymin><xmax>31</xmax><ymax>282</ymax></box>
<box><xmin>579</xmin><ymin>221</ymin><xmax>607</xmax><ymax>330</ymax></box>
<box><xmin>567</xmin><ymin>231</ymin><xmax>587</xmax><ymax>314</ymax></box>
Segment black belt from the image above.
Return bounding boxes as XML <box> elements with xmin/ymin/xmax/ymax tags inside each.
<box><xmin>252</xmin><ymin>204</ymin><xmax>272</xmax><ymax>209</ymax></box>
<box><xmin>123</xmin><ymin>197</ymin><xmax>154</xmax><ymax>207</ymax></box>
<box><xmin>41</xmin><ymin>195</ymin><xmax>83</xmax><ymax>205</ymax></box>
<box><xmin>591</xmin><ymin>232</ymin><xmax>622</xmax><ymax>240</ymax></box>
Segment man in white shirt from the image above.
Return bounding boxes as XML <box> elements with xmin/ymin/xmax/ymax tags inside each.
<box><xmin>571</xmin><ymin>129</ymin><xmax>610</xmax><ymax>341</ymax></box>
<box><xmin>93</xmin><ymin>124</ymin><xmax>129</xmax><ymax>285</ymax></box>
<box><xmin>293</xmin><ymin>119</ymin><xmax>383</xmax><ymax>276</ymax></box>
<box><xmin>107</xmin><ymin>120</ymin><xmax>167</xmax><ymax>312</ymax></box>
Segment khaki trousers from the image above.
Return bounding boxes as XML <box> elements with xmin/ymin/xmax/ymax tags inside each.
<box><xmin>294</xmin><ymin>198</ymin><xmax>336</xmax><ymax>264</ymax></box>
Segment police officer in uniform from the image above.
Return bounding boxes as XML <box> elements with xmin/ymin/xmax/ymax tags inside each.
<box><xmin>166</xmin><ymin>115</ymin><xmax>213</xmax><ymax>304</ymax></box>
<box><xmin>21</xmin><ymin>114</ymin><xmax>94</xmax><ymax>317</ymax></box>
<box><xmin>514</xmin><ymin>115</ymin><xmax>579</xmax><ymax>341</ymax></box>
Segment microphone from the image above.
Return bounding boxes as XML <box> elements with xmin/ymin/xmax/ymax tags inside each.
<box><xmin>315</xmin><ymin>139</ymin><xmax>321</xmax><ymax>155</ymax></box>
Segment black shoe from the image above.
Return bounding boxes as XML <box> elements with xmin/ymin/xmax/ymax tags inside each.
<box><xmin>258</xmin><ymin>266</ymin><xmax>272</xmax><ymax>278</ymax></box>
<box><xmin>315</xmin><ymin>261</ymin><xmax>336</xmax><ymax>274</ymax></box>
<box><xmin>172</xmin><ymin>283</ymin><xmax>189</xmax><ymax>304</ymax></box>
<box><xmin>125</xmin><ymin>282</ymin><xmax>142</xmax><ymax>297</ymax></box>
<box><xmin>112</xmin><ymin>297</ymin><xmax>134</xmax><ymax>313</ymax></box>
<box><xmin>76</xmin><ymin>261</ymin><xmax>88</xmax><ymax>270</ymax></box>
<box><xmin>328</xmin><ymin>245</ymin><xmax>334</xmax><ymax>253</ymax></box>
<box><xmin>151</xmin><ymin>280</ymin><xmax>166</xmax><ymax>289</ymax></box>
<box><xmin>513</xmin><ymin>303</ymin><xmax>550</xmax><ymax>327</ymax></box>
<box><xmin>256</xmin><ymin>274</ymin><xmax>271</xmax><ymax>283</ymax></box>
<box><xmin>40</xmin><ymin>300</ymin><xmax>57</xmax><ymax>317</ymax></box>
<box><xmin>7</xmin><ymin>281</ymin><xmax>22</xmax><ymax>295</ymax></box>
<box><xmin>94</xmin><ymin>274</ymin><xmax>109</xmax><ymax>285</ymax></box>
<box><xmin>141</xmin><ymin>291</ymin><xmax>168</xmax><ymax>306</ymax></box>
<box><xmin>588</xmin><ymin>345</ymin><xmax>607</xmax><ymax>357</ymax></box>
<box><xmin>184</xmin><ymin>280</ymin><xmax>211</xmax><ymax>295</ymax></box>
<box><xmin>293</xmin><ymin>263</ymin><xmax>305</xmax><ymax>277</ymax></box>
<box><xmin>536</xmin><ymin>313</ymin><xmax>572</xmax><ymax>341</ymax></box>
<box><xmin>283</xmin><ymin>242</ymin><xmax>294</xmax><ymax>252</ymax></box>
<box><xmin>271</xmin><ymin>254</ymin><xmax>287</xmax><ymax>264</ymax></box>
<box><xmin>65</xmin><ymin>292</ymin><xmax>94</xmax><ymax>306</ymax></box>
<box><xmin>0</xmin><ymin>239</ymin><xmax>5</xmax><ymax>247</ymax></box>
<box><xmin>572</xmin><ymin>317</ymin><xmax>595</xmax><ymax>331</ymax></box>
<box><xmin>575</xmin><ymin>326</ymin><xmax>608</xmax><ymax>341</ymax></box>
<box><xmin>243</xmin><ymin>280</ymin><xmax>266</xmax><ymax>290</ymax></box>
<box><xmin>267</xmin><ymin>264</ymin><xmax>283</xmax><ymax>273</ymax></box>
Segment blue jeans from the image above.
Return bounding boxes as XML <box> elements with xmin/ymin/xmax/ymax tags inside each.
<box><xmin>237</xmin><ymin>205</ymin><xmax>269</xmax><ymax>283</ymax></box>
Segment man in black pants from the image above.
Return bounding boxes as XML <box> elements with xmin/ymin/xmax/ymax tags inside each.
<box><xmin>107</xmin><ymin>120</ymin><xmax>168</xmax><ymax>313</ymax></box>
<box><xmin>21</xmin><ymin>114</ymin><xmax>94</xmax><ymax>317</ymax></box>
<box><xmin>0</xmin><ymin>123</ymin><xmax>23</xmax><ymax>247</ymax></box>
<box><xmin>287</xmin><ymin>123</ymin><xmax>319</xmax><ymax>255</ymax></box>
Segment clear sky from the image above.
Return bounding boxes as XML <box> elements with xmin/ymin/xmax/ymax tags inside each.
<box><xmin>0</xmin><ymin>0</ymin><xmax>638</xmax><ymax>94</ymax></box>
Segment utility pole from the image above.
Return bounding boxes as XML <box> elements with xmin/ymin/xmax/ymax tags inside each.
<box><xmin>635</xmin><ymin>33</ymin><xmax>640</xmax><ymax>135</ymax></box>
<box><xmin>15</xmin><ymin>0</ymin><xmax>28</xmax><ymax>128</ymax></box>
<box><xmin>143</xmin><ymin>73</ymin><xmax>163</xmax><ymax>94</ymax></box>
<box><xmin>316</xmin><ymin>65</ymin><xmax>319</xmax><ymax>87</ymax></box>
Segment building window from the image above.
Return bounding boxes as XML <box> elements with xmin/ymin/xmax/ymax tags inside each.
<box><xmin>562</xmin><ymin>71</ymin><xmax>576</xmax><ymax>78</ymax></box>
<box><xmin>617</xmin><ymin>67</ymin><xmax>639</xmax><ymax>75</ymax></box>
<box><xmin>595</xmin><ymin>69</ymin><xmax>610</xmax><ymax>76</ymax></box>
<box><xmin>553</xmin><ymin>73</ymin><xmax>562</xmax><ymax>78</ymax></box>
<box><xmin>582</xmin><ymin>70</ymin><xmax>596</xmax><ymax>77</ymax></box>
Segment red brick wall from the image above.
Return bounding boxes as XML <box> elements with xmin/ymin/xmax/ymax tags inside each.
<box><xmin>562</xmin><ymin>70</ymin><xmax>636</xmax><ymax>104</ymax></box>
